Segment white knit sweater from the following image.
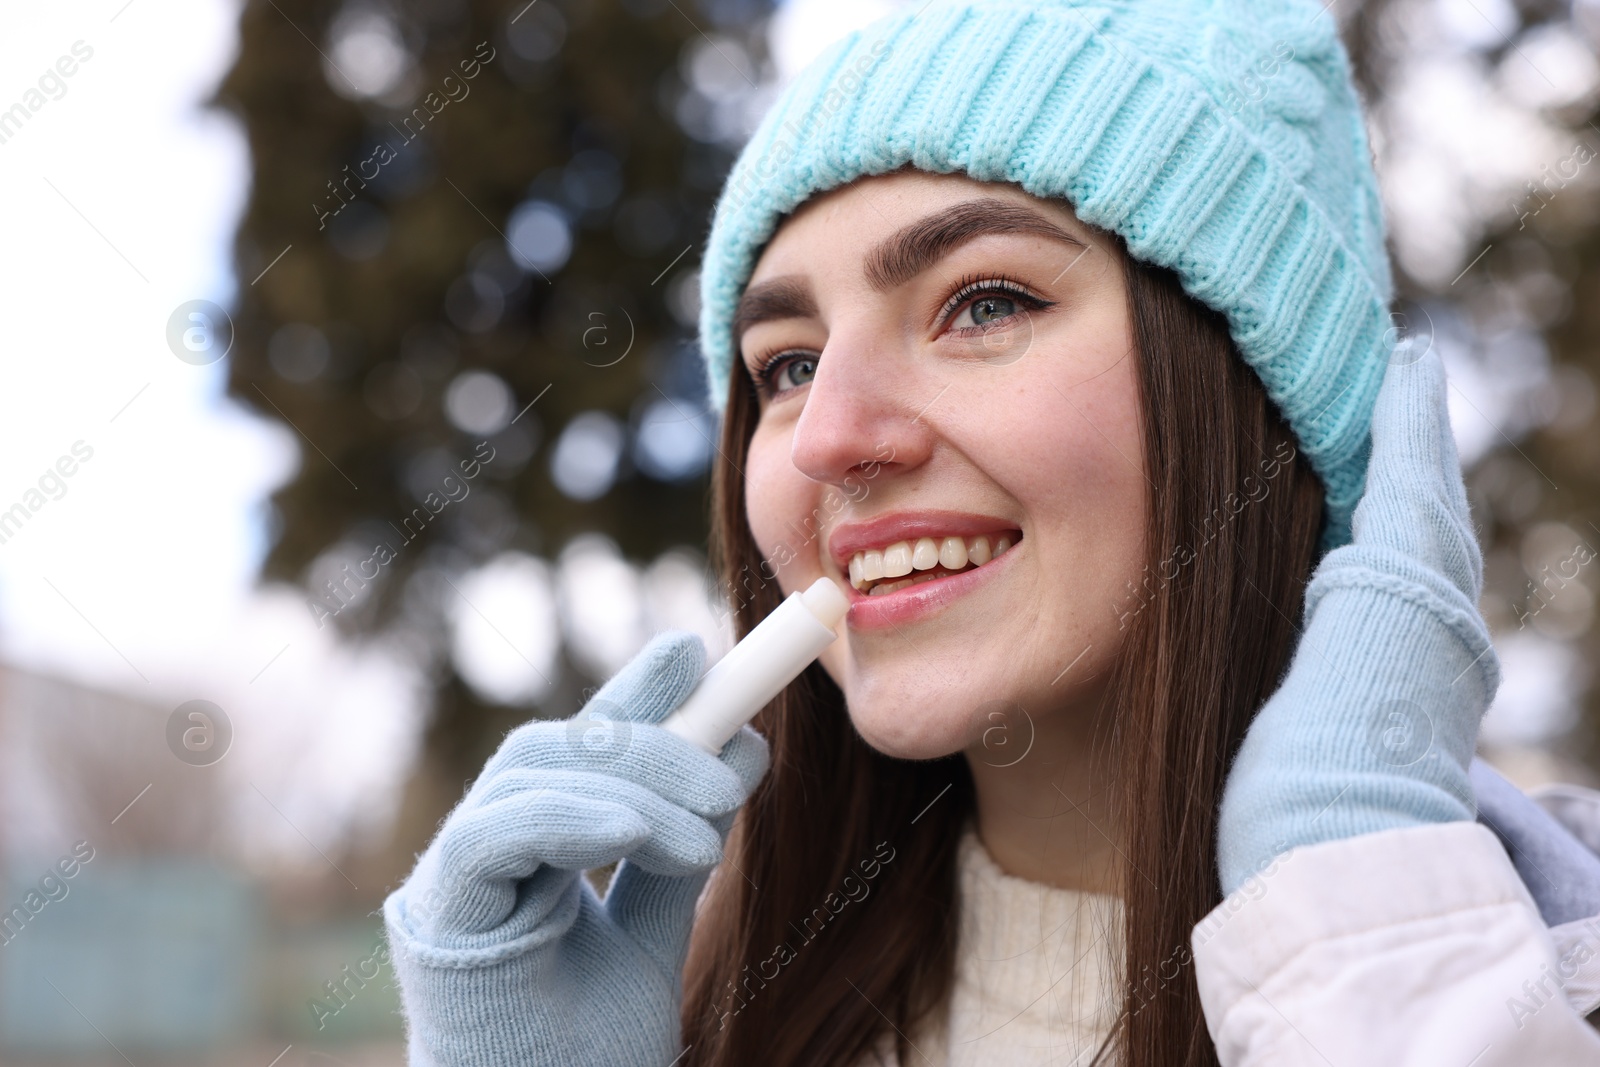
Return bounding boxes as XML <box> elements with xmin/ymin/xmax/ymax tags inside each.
<box><xmin>856</xmin><ymin>822</ymin><xmax>1124</xmax><ymax>1066</ymax></box>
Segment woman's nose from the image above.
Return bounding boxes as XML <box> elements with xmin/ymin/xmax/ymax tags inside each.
<box><xmin>788</xmin><ymin>333</ymin><xmax>935</xmax><ymax>486</ymax></box>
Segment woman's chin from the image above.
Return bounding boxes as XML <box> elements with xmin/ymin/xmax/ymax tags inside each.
<box><xmin>845</xmin><ymin>701</ymin><xmax>974</xmax><ymax>762</ymax></box>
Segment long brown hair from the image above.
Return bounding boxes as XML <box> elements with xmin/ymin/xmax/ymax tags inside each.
<box><xmin>681</xmin><ymin>225</ymin><xmax>1326</xmax><ymax>1067</ymax></box>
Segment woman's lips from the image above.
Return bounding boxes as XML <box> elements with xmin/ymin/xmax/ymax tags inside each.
<box><xmin>844</xmin><ymin>537</ymin><xmax>1018</xmax><ymax>629</ymax></box>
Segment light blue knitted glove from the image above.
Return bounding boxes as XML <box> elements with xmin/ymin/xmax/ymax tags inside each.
<box><xmin>382</xmin><ymin>632</ymin><xmax>769</xmax><ymax>1066</ymax></box>
<box><xmin>1216</xmin><ymin>338</ymin><xmax>1502</xmax><ymax>896</ymax></box>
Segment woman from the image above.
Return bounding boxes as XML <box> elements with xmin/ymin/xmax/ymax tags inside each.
<box><xmin>382</xmin><ymin>0</ymin><xmax>1600</xmax><ymax>1063</ymax></box>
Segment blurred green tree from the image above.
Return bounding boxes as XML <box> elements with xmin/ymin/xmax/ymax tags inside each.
<box><xmin>213</xmin><ymin>0</ymin><xmax>762</xmax><ymax>882</ymax></box>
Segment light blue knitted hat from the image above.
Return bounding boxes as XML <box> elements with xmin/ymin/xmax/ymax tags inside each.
<box><xmin>696</xmin><ymin>0</ymin><xmax>1396</xmax><ymax>548</ymax></box>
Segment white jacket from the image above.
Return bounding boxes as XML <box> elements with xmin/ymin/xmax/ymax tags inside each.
<box><xmin>1193</xmin><ymin>805</ymin><xmax>1600</xmax><ymax>1064</ymax></box>
<box><xmin>859</xmin><ymin>767</ymin><xmax>1600</xmax><ymax>1066</ymax></box>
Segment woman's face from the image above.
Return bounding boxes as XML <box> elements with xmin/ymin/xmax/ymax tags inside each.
<box><xmin>738</xmin><ymin>170</ymin><xmax>1146</xmax><ymax>760</ymax></box>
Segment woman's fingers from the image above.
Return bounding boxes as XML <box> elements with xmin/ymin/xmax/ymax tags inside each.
<box><xmin>477</xmin><ymin>631</ymin><xmax>701</xmax><ymax>784</ymax></box>
<box><xmin>414</xmin><ymin>631</ymin><xmax>767</xmax><ymax>942</ymax></box>
<box><xmin>583</xmin><ymin>630</ymin><xmax>707</xmax><ymax>725</ymax></box>
<box><xmin>476</xmin><ymin>721</ymin><xmax>752</xmax><ymax>819</ymax></box>
<box><xmin>436</xmin><ymin>772</ymin><xmax>725</xmax><ymax>894</ymax></box>
<box><xmin>603</xmin><ymin>857</ymin><xmax>716</xmax><ymax>974</ymax></box>
<box><xmin>718</xmin><ymin>724</ymin><xmax>771</xmax><ymax>795</ymax></box>
<box><xmin>1353</xmin><ymin>344</ymin><xmax>1482</xmax><ymax>602</ymax></box>
<box><xmin>601</xmin><ymin>728</ymin><xmax>767</xmax><ymax>970</ymax></box>
<box><xmin>418</xmin><ymin>790</ymin><xmax>645</xmax><ymax>938</ymax></box>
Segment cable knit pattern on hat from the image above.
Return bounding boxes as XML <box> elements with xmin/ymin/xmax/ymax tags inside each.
<box><xmin>697</xmin><ymin>0</ymin><xmax>1395</xmax><ymax>547</ymax></box>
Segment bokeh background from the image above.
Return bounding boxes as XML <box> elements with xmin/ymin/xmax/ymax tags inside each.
<box><xmin>1</xmin><ymin>0</ymin><xmax>1598</xmax><ymax>1061</ymax></box>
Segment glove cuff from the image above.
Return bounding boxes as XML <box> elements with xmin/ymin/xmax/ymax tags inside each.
<box><xmin>1306</xmin><ymin>543</ymin><xmax>1500</xmax><ymax>702</ymax></box>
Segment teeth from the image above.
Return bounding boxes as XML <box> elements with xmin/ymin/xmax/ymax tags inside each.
<box><xmin>861</xmin><ymin>549</ymin><xmax>884</xmax><ymax>581</ymax></box>
<box><xmin>939</xmin><ymin>536</ymin><xmax>968</xmax><ymax>570</ymax></box>
<box><xmin>846</xmin><ymin>532</ymin><xmax>1018</xmax><ymax>592</ymax></box>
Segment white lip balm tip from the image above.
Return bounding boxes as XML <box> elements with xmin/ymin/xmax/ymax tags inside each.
<box><xmin>801</xmin><ymin>576</ymin><xmax>849</xmax><ymax>629</ymax></box>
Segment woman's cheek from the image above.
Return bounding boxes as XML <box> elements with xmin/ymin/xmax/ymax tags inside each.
<box><xmin>971</xmin><ymin>350</ymin><xmax>1145</xmax><ymax>633</ymax></box>
<box><xmin>1041</xmin><ymin>377</ymin><xmax>1146</xmax><ymax>637</ymax></box>
<box><xmin>744</xmin><ymin>430</ymin><xmax>819</xmax><ymax>598</ymax></box>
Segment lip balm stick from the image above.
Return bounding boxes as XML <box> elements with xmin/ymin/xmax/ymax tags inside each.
<box><xmin>660</xmin><ymin>577</ymin><xmax>849</xmax><ymax>754</ymax></box>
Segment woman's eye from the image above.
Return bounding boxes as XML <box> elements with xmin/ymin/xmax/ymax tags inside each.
<box><xmin>769</xmin><ymin>355</ymin><xmax>817</xmax><ymax>392</ymax></box>
<box><xmin>952</xmin><ymin>293</ymin><xmax>1018</xmax><ymax>330</ymax></box>
<box><xmin>943</xmin><ymin>278</ymin><xmax>1055</xmax><ymax>333</ymax></box>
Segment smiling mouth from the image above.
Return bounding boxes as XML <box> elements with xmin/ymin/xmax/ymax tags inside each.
<box><xmin>847</xmin><ymin>533</ymin><xmax>1019</xmax><ymax>595</ymax></box>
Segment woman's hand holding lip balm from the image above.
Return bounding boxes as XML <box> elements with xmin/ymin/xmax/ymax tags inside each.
<box><xmin>380</xmin><ymin>580</ymin><xmax>847</xmax><ymax>1064</ymax></box>
<box><xmin>660</xmin><ymin>577</ymin><xmax>849</xmax><ymax>754</ymax></box>
<box><xmin>381</xmin><ymin>628</ymin><xmax>772</xmax><ymax>1065</ymax></box>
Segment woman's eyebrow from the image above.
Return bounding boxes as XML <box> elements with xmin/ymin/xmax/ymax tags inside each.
<box><xmin>863</xmin><ymin>197</ymin><xmax>1087</xmax><ymax>292</ymax></box>
<box><xmin>734</xmin><ymin>277</ymin><xmax>817</xmax><ymax>348</ymax></box>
